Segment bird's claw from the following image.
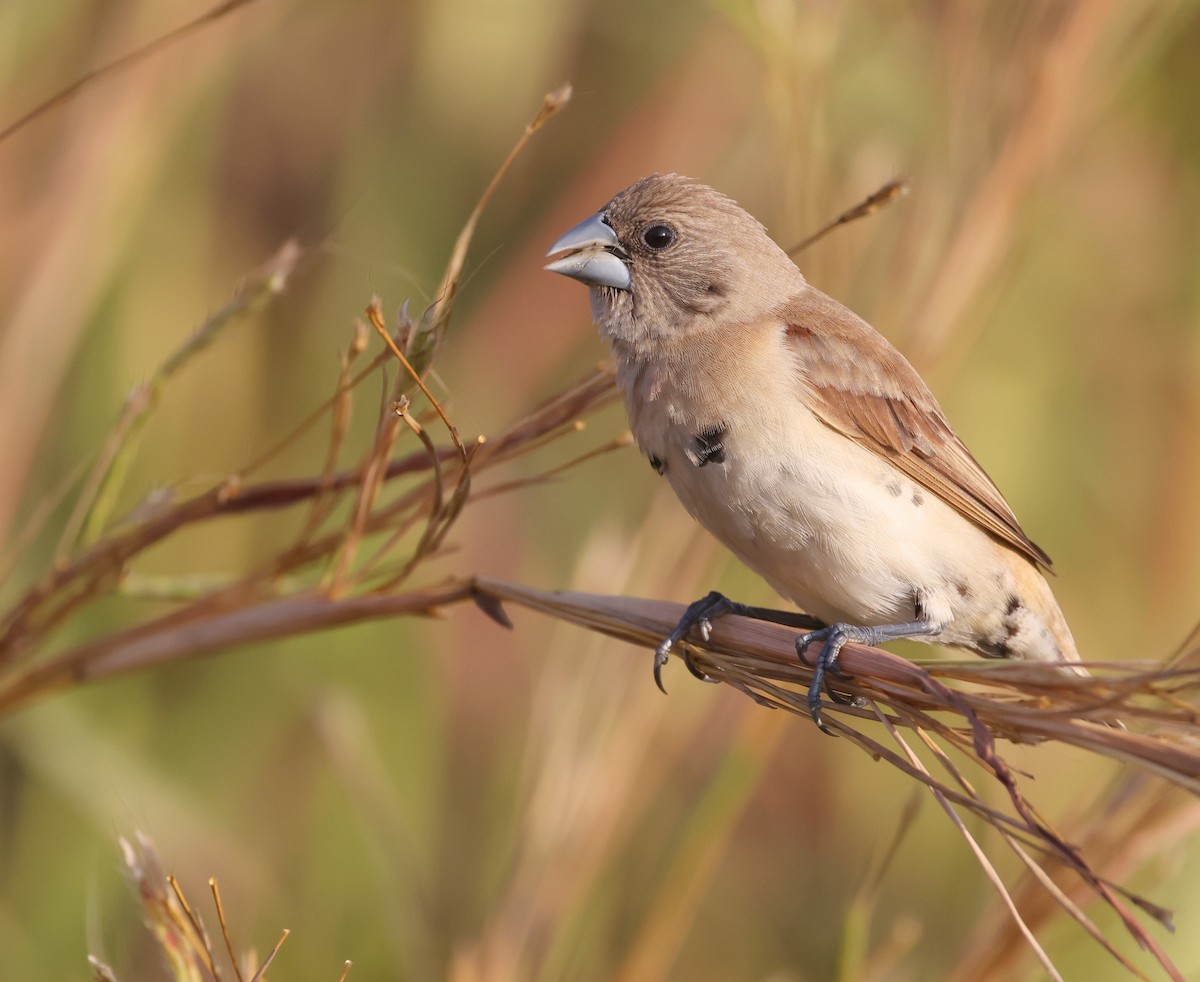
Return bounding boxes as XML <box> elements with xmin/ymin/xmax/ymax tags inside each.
<box><xmin>653</xmin><ymin>640</ymin><xmax>672</xmax><ymax>693</ymax></box>
<box><xmin>682</xmin><ymin>647</ymin><xmax>716</xmax><ymax>683</ymax></box>
<box><xmin>653</xmin><ymin>591</ymin><xmax>734</xmax><ymax>691</ymax></box>
<box><xmin>797</xmin><ymin>625</ymin><xmax>865</xmax><ymax>736</ymax></box>
<box><xmin>654</xmin><ymin>635</ymin><xmax>714</xmax><ymax>693</ymax></box>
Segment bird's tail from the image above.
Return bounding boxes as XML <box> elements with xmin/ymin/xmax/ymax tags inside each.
<box><xmin>1015</xmin><ymin>564</ymin><xmax>1085</xmax><ymax>671</ymax></box>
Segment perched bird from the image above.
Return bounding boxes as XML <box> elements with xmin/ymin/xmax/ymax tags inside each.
<box><xmin>545</xmin><ymin>173</ymin><xmax>1080</xmax><ymax>731</ymax></box>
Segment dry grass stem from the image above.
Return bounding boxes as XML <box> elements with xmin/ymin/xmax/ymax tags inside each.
<box><xmin>787</xmin><ymin>179</ymin><xmax>908</xmax><ymax>257</ymax></box>
<box><xmin>247</xmin><ymin>930</ymin><xmax>290</xmax><ymax>982</ymax></box>
<box><xmin>467</xmin><ymin>578</ymin><xmax>1197</xmax><ymax>979</ymax></box>
<box><xmin>0</xmin><ymin>85</ymin><xmax>595</xmax><ymax>717</ymax></box>
<box><xmin>69</xmin><ymin>240</ymin><xmax>305</xmax><ymax>557</ymax></box>
<box><xmin>418</xmin><ymin>83</ymin><xmax>572</xmax><ymax>365</ymax></box>
<box><xmin>873</xmin><ymin>709</ymin><xmax>1063</xmax><ymax>982</ymax></box>
<box><xmin>0</xmin><ymin>0</ymin><xmax>267</xmax><ymax>147</ymax></box>
<box><xmin>102</xmin><ymin>832</ymin><xmax>324</xmax><ymax>982</ymax></box>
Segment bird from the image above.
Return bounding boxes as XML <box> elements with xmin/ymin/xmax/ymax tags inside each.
<box><xmin>544</xmin><ymin>173</ymin><xmax>1081</xmax><ymax>732</ymax></box>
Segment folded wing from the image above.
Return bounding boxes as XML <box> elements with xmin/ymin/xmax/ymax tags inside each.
<box><xmin>783</xmin><ymin>288</ymin><xmax>1052</xmax><ymax>571</ymax></box>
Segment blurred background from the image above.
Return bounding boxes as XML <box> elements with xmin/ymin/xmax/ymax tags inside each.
<box><xmin>1</xmin><ymin>0</ymin><xmax>1199</xmax><ymax>978</ymax></box>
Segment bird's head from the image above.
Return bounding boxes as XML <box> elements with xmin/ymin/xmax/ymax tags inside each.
<box><xmin>545</xmin><ymin>174</ymin><xmax>802</xmax><ymax>347</ymax></box>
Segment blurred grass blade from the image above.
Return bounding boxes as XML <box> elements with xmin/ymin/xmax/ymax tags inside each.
<box><xmin>0</xmin><ymin>0</ymin><xmax>267</xmax><ymax>146</ymax></box>
<box><xmin>64</xmin><ymin>241</ymin><xmax>302</xmax><ymax>555</ymax></box>
<box><xmin>412</xmin><ymin>83</ymin><xmax>572</xmax><ymax>370</ymax></box>
<box><xmin>788</xmin><ymin>179</ymin><xmax>908</xmax><ymax>257</ymax></box>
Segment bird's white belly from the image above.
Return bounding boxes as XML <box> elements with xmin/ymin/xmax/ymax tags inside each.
<box><xmin>682</xmin><ymin>428</ymin><xmax>924</xmax><ymax>621</ymax></box>
<box><xmin>633</xmin><ymin>390</ymin><xmax>995</xmax><ymax>632</ymax></box>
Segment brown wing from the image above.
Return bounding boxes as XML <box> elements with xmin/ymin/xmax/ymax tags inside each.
<box><xmin>782</xmin><ymin>288</ymin><xmax>1052</xmax><ymax>570</ymax></box>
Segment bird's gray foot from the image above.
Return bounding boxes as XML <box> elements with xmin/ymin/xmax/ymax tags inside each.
<box><xmin>654</xmin><ymin>591</ymin><xmax>733</xmax><ymax>691</ymax></box>
<box><xmin>797</xmin><ymin>620</ymin><xmax>937</xmax><ymax>735</ymax></box>
<box><xmin>654</xmin><ymin>591</ymin><xmax>825</xmax><ymax>692</ymax></box>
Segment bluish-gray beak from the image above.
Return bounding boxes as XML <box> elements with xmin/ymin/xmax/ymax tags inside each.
<box><xmin>544</xmin><ymin>212</ymin><xmax>632</xmax><ymax>290</ymax></box>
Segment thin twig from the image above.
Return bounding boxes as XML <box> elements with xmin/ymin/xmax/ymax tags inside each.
<box><xmin>211</xmin><ymin>878</ymin><xmax>244</xmax><ymax>982</ymax></box>
<box><xmin>56</xmin><ymin>240</ymin><xmax>303</xmax><ymax>558</ymax></box>
<box><xmin>247</xmin><ymin>929</ymin><xmax>290</xmax><ymax>982</ymax></box>
<box><xmin>0</xmin><ymin>581</ymin><xmax>477</xmax><ymax>715</ymax></box>
<box><xmin>787</xmin><ymin>180</ymin><xmax>908</xmax><ymax>257</ymax></box>
<box><xmin>874</xmin><ymin>706</ymin><xmax>1064</xmax><ymax>982</ymax></box>
<box><xmin>0</xmin><ymin>0</ymin><xmax>267</xmax><ymax>147</ymax></box>
<box><xmin>168</xmin><ymin>874</ymin><xmax>219</xmax><ymax>978</ymax></box>
<box><xmin>415</xmin><ymin>83</ymin><xmax>573</xmax><ymax>364</ymax></box>
<box><xmin>328</xmin><ymin>367</ymin><xmax>406</xmax><ymax>591</ymax></box>
<box><xmin>367</xmin><ymin>300</ymin><xmax>467</xmax><ymax>463</ymax></box>
<box><xmin>296</xmin><ymin>321</ymin><xmax>370</xmax><ymax>547</ymax></box>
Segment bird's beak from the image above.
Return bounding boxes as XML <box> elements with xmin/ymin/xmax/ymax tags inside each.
<box><xmin>544</xmin><ymin>212</ymin><xmax>632</xmax><ymax>291</ymax></box>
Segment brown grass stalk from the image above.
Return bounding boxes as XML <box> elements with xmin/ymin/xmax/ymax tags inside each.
<box><xmin>0</xmin><ymin>0</ymin><xmax>268</xmax><ymax>148</ymax></box>
<box><xmin>0</xmin><ymin>355</ymin><xmax>621</xmax><ymax>710</ymax></box>
<box><xmin>465</xmin><ymin>578</ymin><xmax>1197</xmax><ymax>980</ymax></box>
<box><xmin>101</xmin><ymin>831</ymin><xmax>318</xmax><ymax>982</ymax></box>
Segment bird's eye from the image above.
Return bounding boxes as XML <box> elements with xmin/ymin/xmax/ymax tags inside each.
<box><xmin>641</xmin><ymin>224</ymin><xmax>676</xmax><ymax>250</ymax></box>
